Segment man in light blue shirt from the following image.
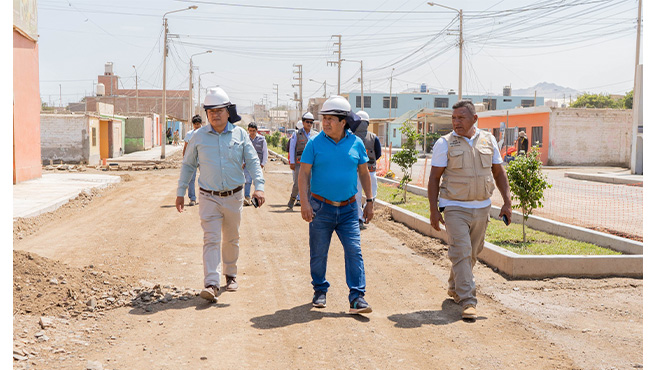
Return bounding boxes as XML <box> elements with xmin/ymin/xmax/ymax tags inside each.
<box><xmin>176</xmin><ymin>87</ymin><xmax>265</xmax><ymax>302</ymax></box>
<box><xmin>298</xmin><ymin>95</ymin><xmax>374</xmax><ymax>314</ymax></box>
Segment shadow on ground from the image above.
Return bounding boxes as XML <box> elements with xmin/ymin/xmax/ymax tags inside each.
<box><xmin>387</xmin><ymin>299</ymin><xmax>485</xmax><ymax>327</ymax></box>
<box><xmin>250</xmin><ymin>303</ymin><xmax>369</xmax><ymax>329</ymax></box>
<box><xmin>127</xmin><ymin>295</ymin><xmax>231</xmax><ymax>315</ymax></box>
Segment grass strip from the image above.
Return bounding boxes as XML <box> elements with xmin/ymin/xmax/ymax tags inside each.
<box><xmin>376</xmin><ymin>183</ymin><xmax>621</xmax><ymax>256</ymax></box>
<box><xmin>268</xmin><ymin>145</ymin><xmax>287</xmax><ymax>157</ymax></box>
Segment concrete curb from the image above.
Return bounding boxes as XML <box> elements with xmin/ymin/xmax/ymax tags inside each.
<box><xmin>268</xmin><ymin>149</ymin><xmax>289</xmax><ymax>165</ymax></box>
<box><xmin>489</xmin><ymin>206</ymin><xmax>642</xmax><ymax>255</ymax></box>
<box><xmin>377</xmin><ymin>176</ymin><xmax>642</xmax><ymax>255</ymax></box>
<box><xmin>376</xmin><ymin>199</ymin><xmax>643</xmax><ymax>279</ymax></box>
<box><xmin>564</xmin><ymin>172</ymin><xmax>643</xmax><ymax>186</ymax></box>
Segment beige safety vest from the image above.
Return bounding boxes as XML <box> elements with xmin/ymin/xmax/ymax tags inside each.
<box><xmin>440</xmin><ymin>130</ymin><xmax>496</xmax><ymax>201</ymax></box>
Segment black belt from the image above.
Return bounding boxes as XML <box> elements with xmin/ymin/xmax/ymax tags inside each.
<box><xmin>200</xmin><ymin>186</ymin><xmax>243</xmax><ymax>197</ymax></box>
<box><xmin>311</xmin><ymin>193</ymin><xmax>356</xmax><ymax>207</ymax></box>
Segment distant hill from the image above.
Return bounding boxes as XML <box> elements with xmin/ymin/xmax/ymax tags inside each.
<box><xmin>513</xmin><ymin>82</ymin><xmax>580</xmax><ymax>97</ymax></box>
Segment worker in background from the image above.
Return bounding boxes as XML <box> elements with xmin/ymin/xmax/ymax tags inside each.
<box><xmin>353</xmin><ymin>110</ymin><xmax>381</xmax><ymax>230</ymax></box>
<box><xmin>287</xmin><ymin>113</ymin><xmax>318</xmax><ymax>210</ymax></box>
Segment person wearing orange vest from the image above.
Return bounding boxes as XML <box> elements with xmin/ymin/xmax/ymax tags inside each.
<box><xmin>353</xmin><ymin>110</ymin><xmax>381</xmax><ymax>230</ymax></box>
<box><xmin>427</xmin><ymin>100</ymin><xmax>512</xmax><ymax>321</ymax></box>
<box><xmin>287</xmin><ymin>112</ymin><xmax>318</xmax><ymax>210</ymax></box>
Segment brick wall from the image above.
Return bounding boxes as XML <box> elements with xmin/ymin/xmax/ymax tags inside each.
<box><xmin>40</xmin><ymin>114</ymin><xmax>90</xmax><ymax>164</ymax></box>
<box><xmin>548</xmin><ymin>108</ymin><xmax>633</xmax><ymax>166</ymax></box>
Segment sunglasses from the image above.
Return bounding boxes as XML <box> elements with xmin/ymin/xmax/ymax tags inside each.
<box><xmin>303</xmin><ymin>120</ymin><xmax>313</xmax><ymax>123</ymax></box>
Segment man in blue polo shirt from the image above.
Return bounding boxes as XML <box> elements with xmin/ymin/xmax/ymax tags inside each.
<box><xmin>298</xmin><ymin>95</ymin><xmax>374</xmax><ymax>314</ymax></box>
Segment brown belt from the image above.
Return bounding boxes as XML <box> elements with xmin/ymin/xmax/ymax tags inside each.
<box><xmin>200</xmin><ymin>185</ymin><xmax>243</xmax><ymax>197</ymax></box>
<box><xmin>311</xmin><ymin>193</ymin><xmax>356</xmax><ymax>207</ymax></box>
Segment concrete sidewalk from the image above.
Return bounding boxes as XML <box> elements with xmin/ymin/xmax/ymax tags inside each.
<box><xmin>13</xmin><ymin>173</ymin><xmax>121</xmax><ymax>219</ymax></box>
<box><xmin>13</xmin><ymin>145</ymin><xmax>184</xmax><ymax>220</ymax></box>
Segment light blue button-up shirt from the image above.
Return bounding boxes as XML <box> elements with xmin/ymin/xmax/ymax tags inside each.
<box><xmin>177</xmin><ymin>122</ymin><xmax>264</xmax><ymax>197</ymax></box>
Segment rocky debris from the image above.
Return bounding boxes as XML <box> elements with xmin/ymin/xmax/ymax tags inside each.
<box><xmin>43</xmin><ymin>164</ymin><xmax>86</xmax><ymax>172</ymax></box>
<box><xmin>39</xmin><ymin>317</ymin><xmax>54</xmax><ymax>329</ymax></box>
<box><xmin>14</xmin><ymin>251</ymin><xmax>201</xmax><ymax>317</ymax></box>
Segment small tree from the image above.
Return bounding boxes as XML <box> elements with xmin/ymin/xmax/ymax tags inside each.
<box><xmin>506</xmin><ymin>148</ymin><xmax>552</xmax><ymax>242</ymax></box>
<box><xmin>270</xmin><ymin>131</ymin><xmax>281</xmax><ymax>148</ymax></box>
<box><xmin>391</xmin><ymin>121</ymin><xmax>420</xmax><ymax>202</ymax></box>
<box><xmin>280</xmin><ymin>136</ymin><xmax>289</xmax><ymax>153</ymax></box>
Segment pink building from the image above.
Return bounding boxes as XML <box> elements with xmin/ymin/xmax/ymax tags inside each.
<box><xmin>13</xmin><ymin>0</ymin><xmax>42</xmax><ymax>184</ymax></box>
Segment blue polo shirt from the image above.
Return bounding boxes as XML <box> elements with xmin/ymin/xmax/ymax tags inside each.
<box><xmin>300</xmin><ymin>130</ymin><xmax>368</xmax><ymax>202</ymax></box>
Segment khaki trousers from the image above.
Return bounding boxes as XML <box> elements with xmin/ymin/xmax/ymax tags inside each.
<box><xmin>199</xmin><ymin>189</ymin><xmax>243</xmax><ymax>287</ymax></box>
<box><xmin>443</xmin><ymin>205</ymin><xmax>490</xmax><ymax>307</ymax></box>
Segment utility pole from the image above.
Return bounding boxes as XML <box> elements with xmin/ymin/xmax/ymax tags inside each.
<box><xmin>428</xmin><ymin>2</ymin><xmax>463</xmax><ymax>100</ymax></box>
<box><xmin>634</xmin><ymin>0</ymin><xmax>642</xmax><ymax>85</ymax></box>
<box><xmin>389</xmin><ymin>68</ymin><xmax>395</xmax><ymax>119</ymax></box>
<box><xmin>345</xmin><ymin>59</ymin><xmax>364</xmax><ymax>109</ymax></box>
<box><xmin>360</xmin><ymin>60</ymin><xmax>364</xmax><ymax>110</ymax></box>
<box><xmin>189</xmin><ymin>51</ymin><xmax>211</xmax><ymax>137</ymax></box>
<box><xmin>161</xmin><ymin>5</ymin><xmax>197</xmax><ymax>159</ymax></box>
<box><xmin>161</xmin><ymin>17</ymin><xmax>169</xmax><ymax>159</ymax></box>
<box><xmin>273</xmin><ymin>83</ymin><xmax>279</xmax><ymax>109</ymax></box>
<box><xmin>59</xmin><ymin>84</ymin><xmax>62</xmax><ymax>108</ymax></box>
<box><xmin>327</xmin><ymin>35</ymin><xmax>343</xmax><ymax>95</ymax></box>
<box><xmin>133</xmin><ymin>65</ymin><xmax>138</xmax><ymax>112</ymax></box>
<box><xmin>292</xmin><ymin>64</ymin><xmax>303</xmax><ymax>117</ymax></box>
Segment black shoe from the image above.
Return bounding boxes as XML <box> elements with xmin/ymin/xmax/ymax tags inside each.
<box><xmin>312</xmin><ymin>291</ymin><xmax>326</xmax><ymax>308</ymax></box>
<box><xmin>348</xmin><ymin>296</ymin><xmax>372</xmax><ymax>314</ymax></box>
<box><xmin>295</xmin><ymin>199</ymin><xmax>301</xmax><ymax>206</ymax></box>
<box><xmin>287</xmin><ymin>197</ymin><xmax>295</xmax><ymax>210</ymax></box>
<box><xmin>359</xmin><ymin>220</ymin><xmax>367</xmax><ymax>230</ymax></box>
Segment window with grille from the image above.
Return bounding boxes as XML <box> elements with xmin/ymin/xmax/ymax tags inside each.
<box><xmin>483</xmin><ymin>98</ymin><xmax>497</xmax><ymax>110</ymax></box>
<box><xmin>383</xmin><ymin>96</ymin><xmax>398</xmax><ymax>109</ymax></box>
<box><xmin>434</xmin><ymin>98</ymin><xmax>449</xmax><ymax>108</ymax></box>
<box><xmin>531</xmin><ymin>126</ymin><xmax>543</xmax><ymax>147</ymax></box>
<box><xmin>356</xmin><ymin>96</ymin><xmax>371</xmax><ymax>108</ymax></box>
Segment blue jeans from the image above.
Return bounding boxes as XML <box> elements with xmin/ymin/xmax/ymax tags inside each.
<box><xmin>188</xmin><ymin>168</ymin><xmax>197</xmax><ymax>201</ymax></box>
<box><xmin>244</xmin><ymin>168</ymin><xmax>252</xmax><ymax>198</ymax></box>
<box><xmin>309</xmin><ymin>197</ymin><xmax>366</xmax><ymax>303</ymax></box>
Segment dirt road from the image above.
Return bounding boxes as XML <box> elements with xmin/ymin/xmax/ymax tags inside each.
<box><xmin>13</xmin><ymin>154</ymin><xmax>643</xmax><ymax>369</ymax></box>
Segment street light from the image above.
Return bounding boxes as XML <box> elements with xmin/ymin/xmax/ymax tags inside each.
<box><xmin>427</xmin><ymin>2</ymin><xmax>463</xmax><ymax>101</ymax></box>
<box><xmin>189</xmin><ymin>50</ymin><xmax>211</xmax><ymax>133</ymax></box>
<box><xmin>309</xmin><ymin>79</ymin><xmax>327</xmax><ymax>98</ymax></box>
<box><xmin>161</xmin><ymin>5</ymin><xmax>198</xmax><ymax>159</ymax></box>
<box><xmin>198</xmin><ymin>71</ymin><xmax>214</xmax><ymax>118</ymax></box>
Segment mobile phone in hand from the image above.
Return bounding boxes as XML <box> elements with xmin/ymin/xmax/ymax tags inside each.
<box><xmin>502</xmin><ymin>215</ymin><xmax>509</xmax><ymax>226</ymax></box>
<box><xmin>251</xmin><ymin>197</ymin><xmax>259</xmax><ymax>208</ymax></box>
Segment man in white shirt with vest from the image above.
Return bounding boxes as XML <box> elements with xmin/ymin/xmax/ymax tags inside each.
<box><xmin>427</xmin><ymin>100</ymin><xmax>512</xmax><ymax>321</ymax></box>
<box><xmin>287</xmin><ymin>112</ymin><xmax>318</xmax><ymax>210</ymax></box>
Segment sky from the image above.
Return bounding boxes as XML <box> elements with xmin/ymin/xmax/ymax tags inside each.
<box><xmin>35</xmin><ymin>0</ymin><xmax>642</xmax><ymax>112</ymax></box>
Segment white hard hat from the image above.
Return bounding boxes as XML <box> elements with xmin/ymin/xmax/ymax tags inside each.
<box><xmin>355</xmin><ymin>110</ymin><xmax>370</xmax><ymax>121</ymax></box>
<box><xmin>319</xmin><ymin>95</ymin><xmax>351</xmax><ymax>116</ymax></box>
<box><xmin>203</xmin><ymin>87</ymin><xmax>233</xmax><ymax>110</ymax></box>
<box><xmin>296</xmin><ymin>120</ymin><xmax>303</xmax><ymax>129</ymax></box>
<box><xmin>302</xmin><ymin>112</ymin><xmax>314</xmax><ymax>121</ymax></box>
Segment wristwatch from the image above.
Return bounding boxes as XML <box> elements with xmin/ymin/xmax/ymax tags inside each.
<box><xmin>366</xmin><ymin>198</ymin><xmax>374</xmax><ymax>203</ymax></box>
